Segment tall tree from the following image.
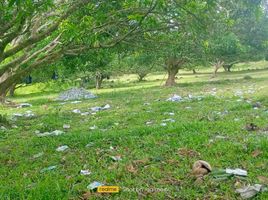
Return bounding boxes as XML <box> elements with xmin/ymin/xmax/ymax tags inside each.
<box><xmin>0</xmin><ymin>0</ymin><xmax>157</xmax><ymax>101</ymax></box>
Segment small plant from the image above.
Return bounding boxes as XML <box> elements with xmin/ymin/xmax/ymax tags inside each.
<box><xmin>244</xmin><ymin>75</ymin><xmax>253</xmax><ymax>80</ymax></box>
<box><xmin>0</xmin><ymin>114</ymin><xmax>9</xmax><ymax>126</ymax></box>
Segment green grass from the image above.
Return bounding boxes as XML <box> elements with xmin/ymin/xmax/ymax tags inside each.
<box><xmin>1</xmin><ymin>68</ymin><xmax>268</xmax><ymax>199</ymax></box>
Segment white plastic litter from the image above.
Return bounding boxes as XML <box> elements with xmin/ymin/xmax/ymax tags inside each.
<box><xmin>111</xmin><ymin>155</ymin><xmax>122</xmax><ymax>161</ymax></box>
<box><xmin>17</xmin><ymin>103</ymin><xmax>32</xmax><ymax>108</ymax></box>
<box><xmin>90</xmin><ymin>125</ymin><xmax>97</xmax><ymax>130</ymax></box>
<box><xmin>226</xmin><ymin>168</ymin><xmax>247</xmax><ymax>176</ymax></box>
<box><xmin>72</xmin><ymin>109</ymin><xmax>81</xmax><ymax>114</ymax></box>
<box><xmin>56</xmin><ymin>145</ymin><xmax>69</xmax><ymax>152</ymax></box>
<box><xmin>167</xmin><ymin>94</ymin><xmax>183</xmax><ymax>102</ymax></box>
<box><xmin>80</xmin><ymin>169</ymin><xmax>91</xmax><ymax>175</ymax></box>
<box><xmin>87</xmin><ymin>181</ymin><xmax>104</xmax><ymax>190</ymax></box>
<box><xmin>37</xmin><ymin>130</ymin><xmax>65</xmax><ymax>137</ymax></box>
<box><xmin>40</xmin><ymin>165</ymin><xmax>57</xmax><ymax>173</ymax></box>
<box><xmin>236</xmin><ymin>184</ymin><xmax>266</xmax><ymax>199</ymax></box>
<box><xmin>63</xmin><ymin>124</ymin><xmax>71</xmax><ymax>129</ymax></box>
<box><xmin>33</xmin><ymin>152</ymin><xmax>44</xmax><ymax>158</ymax></box>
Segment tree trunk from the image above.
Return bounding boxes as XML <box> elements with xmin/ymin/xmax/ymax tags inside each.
<box><xmin>165</xmin><ymin>68</ymin><xmax>179</xmax><ymax>86</ymax></box>
<box><xmin>9</xmin><ymin>83</ymin><xmax>16</xmax><ymax>97</ymax></box>
<box><xmin>138</xmin><ymin>73</ymin><xmax>146</xmax><ymax>82</ymax></box>
<box><xmin>193</xmin><ymin>69</ymin><xmax>197</xmax><ymax>74</ymax></box>
<box><xmin>0</xmin><ymin>85</ymin><xmax>8</xmax><ymax>103</ymax></box>
<box><xmin>95</xmin><ymin>77</ymin><xmax>103</xmax><ymax>89</ymax></box>
<box><xmin>212</xmin><ymin>60</ymin><xmax>224</xmax><ymax>78</ymax></box>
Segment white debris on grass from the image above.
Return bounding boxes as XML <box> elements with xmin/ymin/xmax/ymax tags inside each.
<box><xmin>17</xmin><ymin>103</ymin><xmax>32</xmax><ymax>108</ymax></box>
<box><xmin>87</xmin><ymin>181</ymin><xmax>104</xmax><ymax>190</ymax></box>
<box><xmin>160</xmin><ymin>123</ymin><xmax>167</xmax><ymax>126</ymax></box>
<box><xmin>167</xmin><ymin>94</ymin><xmax>203</xmax><ymax>102</ymax></box>
<box><xmin>72</xmin><ymin>109</ymin><xmax>81</xmax><ymax>114</ymax></box>
<box><xmin>33</xmin><ymin>152</ymin><xmax>44</xmax><ymax>158</ymax></box>
<box><xmin>40</xmin><ymin>165</ymin><xmax>57</xmax><ymax>173</ymax></box>
<box><xmin>226</xmin><ymin>168</ymin><xmax>247</xmax><ymax>176</ymax></box>
<box><xmin>71</xmin><ymin>101</ymin><xmax>82</xmax><ymax>104</ymax></box>
<box><xmin>37</xmin><ymin>130</ymin><xmax>65</xmax><ymax>137</ymax></box>
<box><xmin>164</xmin><ymin>112</ymin><xmax>175</xmax><ymax>116</ymax></box>
<box><xmin>111</xmin><ymin>155</ymin><xmax>122</xmax><ymax>161</ymax></box>
<box><xmin>56</xmin><ymin>145</ymin><xmax>69</xmax><ymax>152</ymax></box>
<box><xmin>13</xmin><ymin>110</ymin><xmax>35</xmax><ymax>118</ymax></box>
<box><xmin>162</xmin><ymin>118</ymin><xmax>175</xmax><ymax>123</ymax></box>
<box><xmin>85</xmin><ymin>143</ymin><xmax>94</xmax><ymax>148</ymax></box>
<box><xmin>89</xmin><ymin>125</ymin><xmax>98</xmax><ymax>130</ymax></box>
<box><xmin>236</xmin><ymin>184</ymin><xmax>266</xmax><ymax>199</ymax></box>
<box><xmin>63</xmin><ymin>124</ymin><xmax>71</xmax><ymax>129</ymax></box>
<box><xmin>90</xmin><ymin>104</ymin><xmax>111</xmax><ymax>112</ymax></box>
<box><xmin>80</xmin><ymin>169</ymin><xmax>91</xmax><ymax>175</ymax></box>
<box><xmin>146</xmin><ymin>121</ymin><xmax>154</xmax><ymax>125</ymax></box>
<box><xmin>167</xmin><ymin>94</ymin><xmax>183</xmax><ymax>102</ymax></box>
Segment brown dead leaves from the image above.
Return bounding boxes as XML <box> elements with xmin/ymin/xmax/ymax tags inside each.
<box><xmin>252</xmin><ymin>150</ymin><xmax>263</xmax><ymax>158</ymax></box>
<box><xmin>177</xmin><ymin>148</ymin><xmax>200</xmax><ymax>158</ymax></box>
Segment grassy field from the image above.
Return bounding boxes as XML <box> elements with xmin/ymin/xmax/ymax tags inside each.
<box><xmin>1</xmin><ymin>66</ymin><xmax>268</xmax><ymax>199</ymax></box>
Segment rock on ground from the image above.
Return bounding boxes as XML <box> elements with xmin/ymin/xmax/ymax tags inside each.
<box><xmin>57</xmin><ymin>88</ymin><xmax>96</xmax><ymax>101</ymax></box>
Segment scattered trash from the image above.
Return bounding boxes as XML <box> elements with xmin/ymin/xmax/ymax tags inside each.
<box><xmin>71</xmin><ymin>101</ymin><xmax>82</xmax><ymax>104</ymax></box>
<box><xmin>164</xmin><ymin>112</ymin><xmax>175</xmax><ymax>116</ymax></box>
<box><xmin>0</xmin><ymin>126</ymin><xmax>7</xmax><ymax>131</ymax></box>
<box><xmin>90</xmin><ymin>107</ymin><xmax>102</xmax><ymax>112</ymax></box>
<box><xmin>236</xmin><ymin>184</ymin><xmax>266</xmax><ymax>199</ymax></box>
<box><xmin>57</xmin><ymin>88</ymin><xmax>96</xmax><ymax>101</ymax></box>
<box><xmin>90</xmin><ymin>125</ymin><xmax>98</xmax><ymax>130</ymax></box>
<box><xmin>80</xmin><ymin>169</ymin><xmax>91</xmax><ymax>175</ymax></box>
<box><xmin>144</xmin><ymin>102</ymin><xmax>151</xmax><ymax>106</ymax></box>
<box><xmin>13</xmin><ymin>111</ymin><xmax>35</xmax><ymax>118</ymax></box>
<box><xmin>87</xmin><ymin>181</ymin><xmax>104</xmax><ymax>190</ymax></box>
<box><xmin>102</xmin><ymin>104</ymin><xmax>111</xmax><ymax>110</ymax></box>
<box><xmin>11</xmin><ymin>125</ymin><xmax>18</xmax><ymax>129</ymax></box>
<box><xmin>226</xmin><ymin>168</ymin><xmax>247</xmax><ymax>176</ymax></box>
<box><xmin>56</xmin><ymin>145</ymin><xmax>69</xmax><ymax>152</ymax></box>
<box><xmin>85</xmin><ymin>143</ymin><xmax>94</xmax><ymax>148</ymax></box>
<box><xmin>111</xmin><ymin>155</ymin><xmax>122</xmax><ymax>161</ymax></box>
<box><xmin>40</xmin><ymin>165</ymin><xmax>57</xmax><ymax>173</ymax></box>
<box><xmin>33</xmin><ymin>152</ymin><xmax>44</xmax><ymax>158</ymax></box>
<box><xmin>160</xmin><ymin>123</ymin><xmax>167</xmax><ymax>126</ymax></box>
<box><xmin>72</xmin><ymin>109</ymin><xmax>81</xmax><ymax>114</ymax></box>
<box><xmin>37</xmin><ymin>130</ymin><xmax>65</xmax><ymax>137</ymax></box>
<box><xmin>245</xmin><ymin>123</ymin><xmax>259</xmax><ymax>131</ymax></box>
<box><xmin>167</xmin><ymin>94</ymin><xmax>183</xmax><ymax>102</ymax></box>
<box><xmin>167</xmin><ymin>94</ymin><xmax>203</xmax><ymax>102</ymax></box>
<box><xmin>17</xmin><ymin>103</ymin><xmax>32</xmax><ymax>108</ymax></box>
<box><xmin>185</xmin><ymin>106</ymin><xmax>192</xmax><ymax>109</ymax></box>
<box><xmin>162</xmin><ymin>118</ymin><xmax>175</xmax><ymax>123</ymax></box>
<box><xmin>146</xmin><ymin>121</ymin><xmax>154</xmax><ymax>125</ymax></box>
<box><xmin>192</xmin><ymin>160</ymin><xmax>212</xmax><ymax>180</ymax></box>
<box><xmin>81</xmin><ymin>112</ymin><xmax>90</xmax><ymax>116</ymax></box>
<box><xmin>63</xmin><ymin>124</ymin><xmax>71</xmax><ymax>129</ymax></box>
<box><xmin>90</xmin><ymin>104</ymin><xmax>111</xmax><ymax>112</ymax></box>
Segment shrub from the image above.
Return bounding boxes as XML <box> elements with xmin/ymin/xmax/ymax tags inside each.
<box><xmin>244</xmin><ymin>75</ymin><xmax>253</xmax><ymax>80</ymax></box>
<box><xmin>0</xmin><ymin>114</ymin><xmax>9</xmax><ymax>126</ymax></box>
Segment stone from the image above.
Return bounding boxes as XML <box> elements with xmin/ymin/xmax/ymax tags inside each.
<box><xmin>57</xmin><ymin>88</ymin><xmax>96</xmax><ymax>101</ymax></box>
